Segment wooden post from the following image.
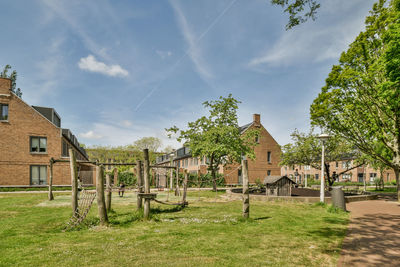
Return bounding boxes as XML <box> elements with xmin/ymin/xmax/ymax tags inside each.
<box><xmin>242</xmin><ymin>159</ymin><xmax>250</xmax><ymax>219</ymax></box>
<box><xmin>136</xmin><ymin>160</ymin><xmax>143</xmax><ymax>210</ymax></box>
<box><xmin>69</xmin><ymin>148</ymin><xmax>78</xmax><ymax>215</ymax></box>
<box><xmin>113</xmin><ymin>168</ymin><xmax>118</xmax><ymax>186</ymax></box>
<box><xmin>170</xmin><ymin>158</ymin><xmax>174</xmax><ymax>191</ymax></box>
<box><xmin>48</xmin><ymin>158</ymin><xmax>54</xmax><ymax>201</ymax></box>
<box><xmin>96</xmin><ymin>165</ymin><xmax>108</xmax><ymax>225</ymax></box>
<box><xmin>143</xmin><ymin>149</ymin><xmax>151</xmax><ymax>220</ymax></box>
<box><xmin>175</xmin><ymin>166</ymin><xmax>180</xmax><ymax>196</ymax></box>
<box><xmin>105</xmin><ymin>173</ymin><xmax>112</xmax><ymax>212</ymax></box>
<box><xmin>182</xmin><ymin>170</ymin><xmax>188</xmax><ymax>206</ymax></box>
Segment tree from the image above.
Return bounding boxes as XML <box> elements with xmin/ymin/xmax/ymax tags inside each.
<box><xmin>270</xmin><ymin>0</ymin><xmax>321</xmax><ymax>29</ymax></box>
<box><xmin>280</xmin><ymin>129</ymin><xmax>364</xmax><ymax>186</ymax></box>
<box><xmin>1</xmin><ymin>65</ymin><xmax>22</xmax><ymax>98</ymax></box>
<box><xmin>131</xmin><ymin>137</ymin><xmax>162</xmax><ymax>152</ymax></box>
<box><xmin>310</xmin><ymin>0</ymin><xmax>400</xmax><ymax>200</ymax></box>
<box><xmin>166</xmin><ymin>94</ymin><xmax>259</xmax><ymax>191</ymax></box>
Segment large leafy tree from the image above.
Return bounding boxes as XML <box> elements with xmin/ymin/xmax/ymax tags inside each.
<box><xmin>1</xmin><ymin>65</ymin><xmax>22</xmax><ymax>98</ymax></box>
<box><xmin>167</xmin><ymin>94</ymin><xmax>259</xmax><ymax>191</ymax></box>
<box><xmin>271</xmin><ymin>0</ymin><xmax>321</xmax><ymax>29</ymax></box>
<box><xmin>310</xmin><ymin>0</ymin><xmax>400</xmax><ymax>199</ymax></box>
<box><xmin>280</xmin><ymin>129</ymin><xmax>363</xmax><ymax>186</ymax></box>
<box><xmin>130</xmin><ymin>137</ymin><xmax>162</xmax><ymax>152</ymax></box>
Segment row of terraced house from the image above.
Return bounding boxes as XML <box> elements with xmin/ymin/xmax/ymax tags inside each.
<box><xmin>0</xmin><ymin>75</ymin><xmax>395</xmax><ymax>187</ymax></box>
<box><xmin>0</xmin><ymin>77</ymin><xmax>95</xmax><ymax>187</ymax></box>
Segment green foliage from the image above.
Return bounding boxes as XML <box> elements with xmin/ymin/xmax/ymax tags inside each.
<box><xmin>280</xmin><ymin>129</ymin><xmax>363</xmax><ymax>186</ymax></box>
<box><xmin>1</xmin><ymin>64</ymin><xmax>22</xmax><ymax>98</ymax></box>
<box><xmin>271</xmin><ymin>0</ymin><xmax>320</xmax><ymax>29</ymax></box>
<box><xmin>166</xmin><ymin>94</ymin><xmax>259</xmax><ymax>190</ymax></box>
<box><xmin>130</xmin><ymin>137</ymin><xmax>162</xmax><ymax>152</ymax></box>
<box><xmin>115</xmin><ymin>171</ymin><xmax>137</xmax><ymax>186</ymax></box>
<box><xmin>310</xmin><ymin>0</ymin><xmax>400</xmax><ymax>190</ymax></box>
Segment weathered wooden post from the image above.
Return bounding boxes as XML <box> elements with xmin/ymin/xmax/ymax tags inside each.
<box><xmin>113</xmin><ymin>168</ymin><xmax>118</xmax><ymax>186</ymax></box>
<box><xmin>69</xmin><ymin>148</ymin><xmax>78</xmax><ymax>215</ymax></box>
<box><xmin>105</xmin><ymin>173</ymin><xmax>112</xmax><ymax>212</ymax></box>
<box><xmin>175</xmin><ymin>166</ymin><xmax>180</xmax><ymax>196</ymax></box>
<box><xmin>170</xmin><ymin>157</ymin><xmax>174</xmax><ymax>191</ymax></box>
<box><xmin>96</xmin><ymin>165</ymin><xmax>108</xmax><ymax>225</ymax></box>
<box><xmin>242</xmin><ymin>159</ymin><xmax>250</xmax><ymax>219</ymax></box>
<box><xmin>48</xmin><ymin>158</ymin><xmax>54</xmax><ymax>201</ymax></box>
<box><xmin>143</xmin><ymin>149</ymin><xmax>151</xmax><ymax>220</ymax></box>
<box><xmin>182</xmin><ymin>170</ymin><xmax>188</xmax><ymax>206</ymax></box>
<box><xmin>136</xmin><ymin>160</ymin><xmax>143</xmax><ymax>210</ymax></box>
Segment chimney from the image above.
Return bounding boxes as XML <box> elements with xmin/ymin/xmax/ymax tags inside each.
<box><xmin>0</xmin><ymin>78</ymin><xmax>12</xmax><ymax>94</ymax></box>
<box><xmin>253</xmin><ymin>114</ymin><xmax>260</xmax><ymax>126</ymax></box>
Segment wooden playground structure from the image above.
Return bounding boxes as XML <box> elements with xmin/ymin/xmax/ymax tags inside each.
<box><xmin>48</xmin><ymin>148</ymin><xmax>190</xmax><ymax>228</ymax></box>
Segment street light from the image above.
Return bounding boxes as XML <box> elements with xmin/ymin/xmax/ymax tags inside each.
<box><xmin>317</xmin><ymin>133</ymin><xmax>330</xmax><ymax>202</ymax></box>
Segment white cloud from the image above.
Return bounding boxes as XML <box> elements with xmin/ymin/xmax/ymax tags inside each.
<box><xmin>121</xmin><ymin>120</ymin><xmax>133</xmax><ymax>127</ymax></box>
<box><xmin>156</xmin><ymin>50</ymin><xmax>172</xmax><ymax>59</ymax></box>
<box><xmin>248</xmin><ymin>0</ymin><xmax>373</xmax><ymax>68</ymax></box>
<box><xmin>79</xmin><ymin>130</ymin><xmax>103</xmax><ymax>139</ymax></box>
<box><xmin>78</xmin><ymin>55</ymin><xmax>129</xmax><ymax>77</ymax></box>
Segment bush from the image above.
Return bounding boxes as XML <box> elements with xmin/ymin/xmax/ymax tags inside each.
<box><xmin>186</xmin><ymin>173</ymin><xmax>225</xmax><ymax>188</ymax></box>
<box><xmin>116</xmin><ymin>171</ymin><xmax>137</xmax><ymax>186</ymax></box>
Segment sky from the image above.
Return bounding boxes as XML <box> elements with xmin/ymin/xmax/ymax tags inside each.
<box><xmin>0</xmin><ymin>0</ymin><xmax>377</xmax><ymax>150</ymax></box>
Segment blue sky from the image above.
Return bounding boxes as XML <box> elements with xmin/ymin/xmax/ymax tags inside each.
<box><xmin>1</xmin><ymin>0</ymin><xmax>376</xmax><ymax>149</ymax></box>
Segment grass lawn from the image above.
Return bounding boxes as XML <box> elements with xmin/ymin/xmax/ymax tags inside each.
<box><xmin>0</xmin><ymin>191</ymin><xmax>349</xmax><ymax>266</ymax></box>
<box><xmin>366</xmin><ymin>187</ymin><xmax>397</xmax><ymax>193</ymax></box>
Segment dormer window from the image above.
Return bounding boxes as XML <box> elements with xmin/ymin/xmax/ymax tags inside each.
<box><xmin>30</xmin><ymin>137</ymin><xmax>47</xmax><ymax>153</ymax></box>
<box><xmin>0</xmin><ymin>103</ymin><xmax>8</xmax><ymax>121</ymax></box>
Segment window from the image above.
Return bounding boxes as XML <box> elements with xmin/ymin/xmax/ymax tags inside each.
<box><xmin>342</xmin><ymin>161</ymin><xmax>351</xmax><ymax>169</ymax></box>
<box><xmin>342</xmin><ymin>173</ymin><xmax>351</xmax><ymax>180</ymax></box>
<box><xmin>255</xmin><ymin>136</ymin><xmax>259</xmax><ymax>143</ymax></box>
<box><xmin>304</xmin><ymin>165</ymin><xmax>311</xmax><ymax>170</ymax></box>
<box><xmin>267</xmin><ymin>151</ymin><xmax>271</xmax><ymax>163</ymax></box>
<box><xmin>369</xmin><ymin>173</ymin><xmax>377</xmax><ymax>182</ymax></box>
<box><xmin>30</xmin><ymin>137</ymin><xmax>47</xmax><ymax>153</ymax></box>
<box><xmin>315</xmin><ymin>174</ymin><xmax>319</xmax><ymax>180</ymax></box>
<box><xmin>267</xmin><ymin>170</ymin><xmax>271</xmax><ymax>176</ymax></box>
<box><xmin>30</xmin><ymin>165</ymin><xmax>47</xmax><ymax>185</ymax></box>
<box><xmin>336</xmin><ymin>162</ymin><xmax>339</xmax><ymax>168</ymax></box>
<box><xmin>62</xmin><ymin>140</ymin><xmax>69</xmax><ymax>157</ymax></box>
<box><xmin>0</xmin><ymin>103</ymin><xmax>8</xmax><ymax>121</ymax></box>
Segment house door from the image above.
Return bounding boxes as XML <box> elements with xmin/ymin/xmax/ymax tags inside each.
<box><xmin>358</xmin><ymin>173</ymin><xmax>364</xmax><ymax>183</ymax></box>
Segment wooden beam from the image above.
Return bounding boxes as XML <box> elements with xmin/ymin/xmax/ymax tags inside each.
<box><xmin>48</xmin><ymin>158</ymin><xmax>54</xmax><ymax>201</ymax></box>
<box><xmin>96</xmin><ymin>165</ymin><xmax>108</xmax><ymax>225</ymax></box>
<box><xmin>143</xmin><ymin>149</ymin><xmax>151</xmax><ymax>220</ymax></box>
<box><xmin>69</xmin><ymin>148</ymin><xmax>78</xmax><ymax>215</ymax></box>
<box><xmin>136</xmin><ymin>160</ymin><xmax>143</xmax><ymax>210</ymax></box>
<box><xmin>105</xmin><ymin>173</ymin><xmax>112</xmax><ymax>212</ymax></box>
<box><xmin>242</xmin><ymin>159</ymin><xmax>249</xmax><ymax>219</ymax></box>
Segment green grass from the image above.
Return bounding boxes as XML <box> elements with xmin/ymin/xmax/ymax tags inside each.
<box><xmin>0</xmin><ymin>191</ymin><xmax>349</xmax><ymax>266</ymax></box>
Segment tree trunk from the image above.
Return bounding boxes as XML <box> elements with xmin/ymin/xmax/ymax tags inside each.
<box><xmin>105</xmin><ymin>174</ymin><xmax>112</xmax><ymax>212</ymax></box>
<box><xmin>175</xmin><ymin>166</ymin><xmax>180</xmax><ymax>196</ymax></box>
<box><xmin>395</xmin><ymin>168</ymin><xmax>400</xmax><ymax>202</ymax></box>
<box><xmin>48</xmin><ymin>158</ymin><xmax>54</xmax><ymax>201</ymax></box>
<box><xmin>242</xmin><ymin>159</ymin><xmax>249</xmax><ymax>219</ymax></box>
<box><xmin>143</xmin><ymin>149</ymin><xmax>151</xmax><ymax>220</ymax></box>
<box><xmin>136</xmin><ymin>160</ymin><xmax>143</xmax><ymax>210</ymax></box>
<box><xmin>182</xmin><ymin>170</ymin><xmax>188</xmax><ymax>206</ymax></box>
<box><xmin>113</xmin><ymin>168</ymin><xmax>118</xmax><ymax>186</ymax></box>
<box><xmin>211</xmin><ymin>168</ymin><xmax>217</xmax><ymax>192</ymax></box>
<box><xmin>96</xmin><ymin>165</ymin><xmax>108</xmax><ymax>225</ymax></box>
<box><xmin>69</xmin><ymin>148</ymin><xmax>78</xmax><ymax>215</ymax></box>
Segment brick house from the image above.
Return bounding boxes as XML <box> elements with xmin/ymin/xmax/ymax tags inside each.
<box><xmin>155</xmin><ymin>114</ymin><xmax>281</xmax><ymax>186</ymax></box>
<box><xmin>281</xmin><ymin>160</ymin><xmax>396</xmax><ymax>184</ymax></box>
<box><xmin>0</xmin><ymin>77</ymin><xmax>93</xmax><ymax>187</ymax></box>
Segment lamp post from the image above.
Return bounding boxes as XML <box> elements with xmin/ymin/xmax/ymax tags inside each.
<box><xmin>317</xmin><ymin>133</ymin><xmax>330</xmax><ymax>203</ymax></box>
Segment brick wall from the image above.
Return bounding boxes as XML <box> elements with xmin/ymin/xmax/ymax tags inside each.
<box><xmin>224</xmin><ymin>123</ymin><xmax>281</xmax><ymax>184</ymax></box>
<box><xmin>0</xmin><ymin>77</ymin><xmax>91</xmax><ymax>186</ymax></box>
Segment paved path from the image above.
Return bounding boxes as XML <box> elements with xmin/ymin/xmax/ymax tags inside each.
<box><xmin>338</xmin><ymin>199</ymin><xmax>400</xmax><ymax>267</ymax></box>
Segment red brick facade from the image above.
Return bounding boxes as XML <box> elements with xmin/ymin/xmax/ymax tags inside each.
<box><xmin>0</xmin><ymin>78</ymin><xmax>91</xmax><ymax>186</ymax></box>
<box><xmin>155</xmin><ymin>114</ymin><xmax>281</xmax><ymax>185</ymax></box>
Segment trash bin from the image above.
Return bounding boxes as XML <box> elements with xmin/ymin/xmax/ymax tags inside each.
<box><xmin>331</xmin><ymin>186</ymin><xmax>346</xmax><ymax>211</ymax></box>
